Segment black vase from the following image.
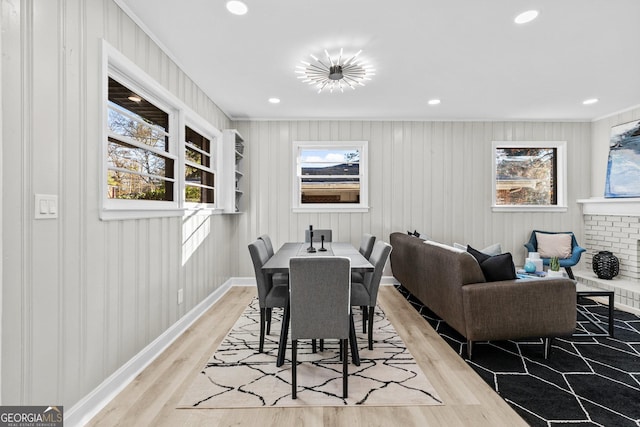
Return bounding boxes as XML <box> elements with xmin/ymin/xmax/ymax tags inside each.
<box><xmin>592</xmin><ymin>251</ymin><xmax>619</xmax><ymax>280</ymax></box>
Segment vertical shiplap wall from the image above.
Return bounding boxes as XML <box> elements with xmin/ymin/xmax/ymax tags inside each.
<box><xmin>591</xmin><ymin>106</ymin><xmax>640</xmax><ymax>196</ymax></box>
<box><xmin>1</xmin><ymin>0</ymin><xmax>235</xmax><ymax>407</ymax></box>
<box><xmin>236</xmin><ymin>120</ymin><xmax>591</xmax><ymax>275</ymax></box>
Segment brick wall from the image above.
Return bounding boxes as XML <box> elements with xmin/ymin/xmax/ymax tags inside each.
<box><xmin>583</xmin><ymin>215</ymin><xmax>640</xmax><ymax>280</ymax></box>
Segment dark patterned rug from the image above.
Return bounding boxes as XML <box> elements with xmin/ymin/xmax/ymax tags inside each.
<box><xmin>395</xmin><ymin>284</ymin><xmax>640</xmax><ymax>427</ymax></box>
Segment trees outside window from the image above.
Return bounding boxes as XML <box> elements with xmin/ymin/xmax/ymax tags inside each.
<box><xmin>492</xmin><ymin>141</ymin><xmax>567</xmax><ymax>212</ymax></box>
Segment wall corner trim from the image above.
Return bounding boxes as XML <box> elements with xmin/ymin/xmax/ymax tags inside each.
<box><xmin>65</xmin><ymin>278</ymin><xmax>235</xmax><ymax>426</ymax></box>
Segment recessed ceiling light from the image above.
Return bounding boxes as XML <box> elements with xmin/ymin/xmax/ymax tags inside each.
<box><xmin>268</xmin><ymin>97</ymin><xmax>280</xmax><ymax>104</ymax></box>
<box><xmin>226</xmin><ymin>1</ymin><xmax>248</xmax><ymax>15</ymax></box>
<box><xmin>583</xmin><ymin>98</ymin><xmax>599</xmax><ymax>105</ymax></box>
<box><xmin>428</xmin><ymin>99</ymin><xmax>441</xmax><ymax>105</ymax></box>
<box><xmin>514</xmin><ymin>10</ymin><xmax>539</xmax><ymax>24</ymax></box>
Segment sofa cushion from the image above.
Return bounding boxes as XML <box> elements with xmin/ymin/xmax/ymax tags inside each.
<box><xmin>536</xmin><ymin>232</ymin><xmax>572</xmax><ymax>259</ymax></box>
<box><xmin>467</xmin><ymin>245</ymin><xmax>517</xmax><ymax>282</ymax></box>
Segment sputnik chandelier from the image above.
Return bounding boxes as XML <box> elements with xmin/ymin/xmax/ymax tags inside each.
<box><xmin>296</xmin><ymin>48</ymin><xmax>375</xmax><ymax>93</ymax></box>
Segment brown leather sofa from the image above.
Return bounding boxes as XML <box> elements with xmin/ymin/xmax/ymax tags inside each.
<box><xmin>389</xmin><ymin>232</ymin><xmax>576</xmax><ymax>358</ymax></box>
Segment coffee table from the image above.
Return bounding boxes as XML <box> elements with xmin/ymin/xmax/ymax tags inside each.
<box><xmin>574</xmin><ymin>282</ymin><xmax>614</xmax><ymax>337</ymax></box>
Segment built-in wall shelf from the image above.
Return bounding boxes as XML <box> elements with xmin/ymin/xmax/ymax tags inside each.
<box><xmin>222</xmin><ymin>129</ymin><xmax>245</xmax><ymax>213</ymax></box>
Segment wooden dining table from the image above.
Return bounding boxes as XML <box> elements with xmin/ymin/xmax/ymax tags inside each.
<box><xmin>262</xmin><ymin>242</ymin><xmax>374</xmax><ymax>367</ymax></box>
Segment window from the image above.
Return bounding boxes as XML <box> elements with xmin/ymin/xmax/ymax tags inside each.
<box><xmin>107</xmin><ymin>77</ymin><xmax>176</xmax><ymax>203</ymax></box>
<box><xmin>184</xmin><ymin>125</ymin><xmax>216</xmax><ymax>205</ymax></box>
<box><xmin>102</xmin><ymin>40</ymin><xmax>222</xmax><ymax>220</ymax></box>
<box><xmin>492</xmin><ymin>141</ymin><xmax>567</xmax><ymax>212</ymax></box>
<box><xmin>292</xmin><ymin>141</ymin><xmax>368</xmax><ymax>212</ymax></box>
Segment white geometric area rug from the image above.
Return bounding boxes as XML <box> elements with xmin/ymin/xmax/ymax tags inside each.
<box><xmin>178</xmin><ymin>298</ymin><xmax>442</xmax><ymax>408</ymax></box>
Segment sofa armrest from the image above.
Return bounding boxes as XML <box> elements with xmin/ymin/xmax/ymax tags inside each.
<box><xmin>462</xmin><ymin>278</ymin><xmax>576</xmax><ymax>342</ymax></box>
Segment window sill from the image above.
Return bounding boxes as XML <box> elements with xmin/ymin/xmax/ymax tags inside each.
<box><xmin>293</xmin><ymin>206</ymin><xmax>370</xmax><ymax>214</ymax></box>
<box><xmin>100</xmin><ymin>208</ymin><xmax>187</xmax><ymax>221</ymax></box>
<box><xmin>491</xmin><ymin>205</ymin><xmax>568</xmax><ymax>213</ymax></box>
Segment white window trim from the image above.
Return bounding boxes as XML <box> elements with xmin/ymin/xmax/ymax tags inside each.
<box><xmin>491</xmin><ymin>140</ymin><xmax>567</xmax><ymax>212</ymax></box>
<box><xmin>100</xmin><ymin>40</ymin><xmax>223</xmax><ymax>220</ymax></box>
<box><xmin>292</xmin><ymin>141</ymin><xmax>369</xmax><ymax>213</ymax></box>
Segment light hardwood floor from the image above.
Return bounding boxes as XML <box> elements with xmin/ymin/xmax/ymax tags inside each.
<box><xmin>87</xmin><ymin>286</ymin><xmax>528</xmax><ymax>426</ymax></box>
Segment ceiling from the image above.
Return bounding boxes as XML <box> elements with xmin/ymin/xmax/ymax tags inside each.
<box><xmin>115</xmin><ymin>0</ymin><xmax>640</xmax><ymax>121</ymax></box>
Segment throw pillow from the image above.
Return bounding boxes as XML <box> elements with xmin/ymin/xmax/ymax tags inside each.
<box><xmin>455</xmin><ymin>242</ymin><xmax>502</xmax><ymax>256</ymax></box>
<box><xmin>535</xmin><ymin>232</ymin><xmax>572</xmax><ymax>259</ymax></box>
<box><xmin>467</xmin><ymin>245</ymin><xmax>517</xmax><ymax>282</ymax></box>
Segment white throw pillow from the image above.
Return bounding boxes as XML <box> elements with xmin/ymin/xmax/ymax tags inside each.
<box><xmin>480</xmin><ymin>243</ymin><xmax>502</xmax><ymax>256</ymax></box>
<box><xmin>453</xmin><ymin>242</ymin><xmax>502</xmax><ymax>256</ymax></box>
<box><xmin>536</xmin><ymin>232</ymin><xmax>572</xmax><ymax>259</ymax></box>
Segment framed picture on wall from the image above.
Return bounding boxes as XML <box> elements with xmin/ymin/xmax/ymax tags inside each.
<box><xmin>605</xmin><ymin>119</ymin><xmax>640</xmax><ymax>198</ymax></box>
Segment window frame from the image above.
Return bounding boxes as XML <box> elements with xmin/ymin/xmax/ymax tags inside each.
<box><xmin>491</xmin><ymin>140</ymin><xmax>567</xmax><ymax>212</ymax></box>
<box><xmin>292</xmin><ymin>141</ymin><xmax>369</xmax><ymax>213</ymax></box>
<box><xmin>101</xmin><ymin>40</ymin><xmax>223</xmax><ymax>220</ymax></box>
<box><xmin>183</xmin><ymin>119</ymin><xmax>222</xmax><ymax>210</ymax></box>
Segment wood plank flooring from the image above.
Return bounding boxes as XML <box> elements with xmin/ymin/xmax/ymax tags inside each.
<box><xmin>86</xmin><ymin>286</ymin><xmax>527</xmax><ymax>426</ymax></box>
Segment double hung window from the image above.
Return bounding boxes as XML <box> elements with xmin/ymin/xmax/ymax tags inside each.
<box><xmin>107</xmin><ymin>77</ymin><xmax>176</xmax><ymax>203</ymax></box>
<box><xmin>184</xmin><ymin>126</ymin><xmax>216</xmax><ymax>205</ymax></box>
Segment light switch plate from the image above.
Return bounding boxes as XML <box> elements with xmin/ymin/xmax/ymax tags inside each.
<box><xmin>34</xmin><ymin>194</ymin><xmax>58</xmax><ymax>219</ymax></box>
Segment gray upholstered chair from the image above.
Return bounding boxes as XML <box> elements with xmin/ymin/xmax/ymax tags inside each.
<box><xmin>359</xmin><ymin>233</ymin><xmax>376</xmax><ymax>259</ymax></box>
<box><xmin>351</xmin><ymin>240</ymin><xmax>392</xmax><ymax>350</ymax></box>
<box><xmin>248</xmin><ymin>239</ymin><xmax>289</xmax><ymax>353</ymax></box>
<box><xmin>258</xmin><ymin>234</ymin><xmax>288</xmax><ymax>287</ymax></box>
<box><xmin>304</xmin><ymin>229</ymin><xmax>332</xmax><ymax>243</ymax></box>
<box><xmin>289</xmin><ymin>256</ymin><xmax>351</xmax><ymax>399</ymax></box>
<box><xmin>352</xmin><ymin>234</ymin><xmax>376</xmax><ymax>285</ymax></box>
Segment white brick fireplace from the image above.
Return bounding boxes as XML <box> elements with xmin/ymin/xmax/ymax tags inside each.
<box><xmin>577</xmin><ymin>198</ymin><xmax>640</xmax><ymax>310</ymax></box>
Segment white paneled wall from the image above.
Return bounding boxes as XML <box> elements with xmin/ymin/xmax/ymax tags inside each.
<box><xmin>1</xmin><ymin>0</ymin><xmax>233</xmax><ymax>408</ymax></box>
<box><xmin>236</xmin><ymin>120</ymin><xmax>591</xmax><ymax>276</ymax></box>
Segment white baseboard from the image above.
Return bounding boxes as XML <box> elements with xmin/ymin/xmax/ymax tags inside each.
<box><xmin>65</xmin><ymin>275</ymin><xmax>398</xmax><ymax>426</ymax></box>
<box><xmin>65</xmin><ymin>278</ymin><xmax>235</xmax><ymax>427</ymax></box>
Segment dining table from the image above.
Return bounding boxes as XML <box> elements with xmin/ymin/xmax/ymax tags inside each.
<box><xmin>262</xmin><ymin>241</ymin><xmax>375</xmax><ymax>367</ymax></box>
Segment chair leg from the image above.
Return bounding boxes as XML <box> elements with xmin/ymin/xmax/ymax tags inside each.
<box><xmin>266</xmin><ymin>308</ymin><xmax>272</xmax><ymax>335</ymax></box>
<box><xmin>276</xmin><ymin>303</ymin><xmax>290</xmax><ymax>367</ymax></box>
<box><xmin>367</xmin><ymin>306</ymin><xmax>374</xmax><ymax>350</ymax></box>
<box><xmin>565</xmin><ymin>266</ymin><xmax>575</xmax><ymax>280</ymax></box>
<box><xmin>312</xmin><ymin>339</ymin><xmax>317</xmax><ymax>353</ymax></box>
<box><xmin>259</xmin><ymin>308</ymin><xmax>266</xmax><ymax>353</ymax></box>
<box><xmin>467</xmin><ymin>340</ymin><xmax>473</xmax><ymax>359</ymax></box>
<box><xmin>292</xmin><ymin>339</ymin><xmax>297</xmax><ymax>399</ymax></box>
<box><xmin>362</xmin><ymin>306</ymin><xmax>368</xmax><ymax>333</ymax></box>
<box><xmin>349</xmin><ymin>313</ymin><xmax>360</xmax><ymax>366</ymax></box>
<box><xmin>342</xmin><ymin>338</ymin><xmax>348</xmax><ymax>398</ymax></box>
<box><xmin>319</xmin><ymin>339</ymin><xmax>324</xmax><ymax>352</ymax></box>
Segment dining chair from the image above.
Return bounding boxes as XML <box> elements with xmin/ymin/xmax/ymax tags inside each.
<box><xmin>351</xmin><ymin>240</ymin><xmax>392</xmax><ymax>350</ymax></box>
<box><xmin>248</xmin><ymin>239</ymin><xmax>289</xmax><ymax>353</ymax></box>
<box><xmin>352</xmin><ymin>234</ymin><xmax>376</xmax><ymax>285</ymax></box>
<box><xmin>524</xmin><ymin>230</ymin><xmax>586</xmax><ymax>279</ymax></box>
<box><xmin>358</xmin><ymin>233</ymin><xmax>376</xmax><ymax>259</ymax></box>
<box><xmin>304</xmin><ymin>229</ymin><xmax>332</xmax><ymax>243</ymax></box>
<box><xmin>258</xmin><ymin>234</ymin><xmax>288</xmax><ymax>287</ymax></box>
<box><xmin>289</xmin><ymin>256</ymin><xmax>351</xmax><ymax>399</ymax></box>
